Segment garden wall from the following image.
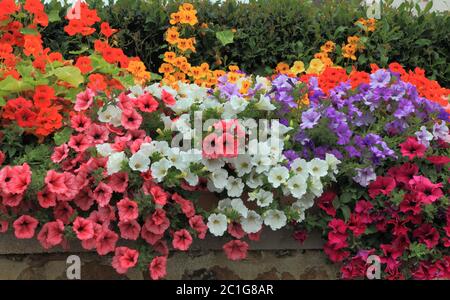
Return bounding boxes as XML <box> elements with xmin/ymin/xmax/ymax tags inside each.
<box><xmin>0</xmin><ymin>232</ymin><xmax>338</xmax><ymax>280</ymax></box>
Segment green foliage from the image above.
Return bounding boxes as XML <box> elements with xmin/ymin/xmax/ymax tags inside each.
<box><xmin>41</xmin><ymin>0</ymin><xmax>450</xmax><ymax>86</ymax></box>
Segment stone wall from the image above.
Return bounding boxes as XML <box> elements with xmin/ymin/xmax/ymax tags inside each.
<box><xmin>0</xmin><ymin>231</ymin><xmax>339</xmax><ymax>280</ymax></box>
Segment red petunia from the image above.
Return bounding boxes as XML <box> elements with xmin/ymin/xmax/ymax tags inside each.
<box><xmin>149</xmin><ymin>185</ymin><xmax>168</xmax><ymax>206</ymax></box>
<box><xmin>400</xmin><ymin>137</ymin><xmax>427</xmax><ymax>160</ymax></box>
<box><xmin>118</xmin><ymin>220</ymin><xmax>141</xmax><ymax>240</ymax></box>
<box><xmin>368</xmin><ymin>176</ymin><xmax>396</xmax><ymax>199</ymax></box>
<box><xmin>413</xmin><ymin>224</ymin><xmax>440</xmax><ymax>249</ymax></box>
<box><xmin>317</xmin><ymin>191</ymin><xmax>337</xmax><ymax>217</ymax></box>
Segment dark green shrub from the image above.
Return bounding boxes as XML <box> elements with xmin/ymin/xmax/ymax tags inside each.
<box><xmin>41</xmin><ymin>0</ymin><xmax>450</xmax><ymax>86</ymax></box>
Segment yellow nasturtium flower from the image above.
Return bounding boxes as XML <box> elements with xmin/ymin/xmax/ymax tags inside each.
<box><xmin>290</xmin><ymin>61</ymin><xmax>305</xmax><ymax>75</ymax></box>
<box><xmin>306</xmin><ymin>58</ymin><xmax>325</xmax><ymax>74</ymax></box>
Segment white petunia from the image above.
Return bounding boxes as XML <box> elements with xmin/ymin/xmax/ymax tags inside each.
<box><xmin>96</xmin><ymin>143</ymin><xmax>115</xmax><ymax>157</ymax></box>
<box><xmin>296</xmin><ymin>193</ymin><xmax>315</xmax><ymax>210</ymax></box>
<box><xmin>207</xmin><ymin>213</ymin><xmax>228</xmax><ymax>237</ymax></box>
<box><xmin>107</xmin><ymin>152</ymin><xmax>127</xmax><ymax>175</ymax></box>
<box><xmin>255</xmin><ymin>95</ymin><xmax>276</xmax><ymax>111</ymax></box>
<box><xmin>268</xmin><ymin>166</ymin><xmax>289</xmax><ymax>188</ymax></box>
<box><xmin>264</xmin><ymin>209</ymin><xmax>287</xmax><ymax>231</ymax></box>
<box><xmin>139</xmin><ymin>142</ymin><xmax>158</xmax><ymax>156</ymax></box>
<box><xmin>287</xmin><ymin>174</ymin><xmax>308</xmax><ymax>199</ymax></box>
<box><xmin>325</xmin><ymin>153</ymin><xmax>341</xmax><ymax>175</ymax></box>
<box><xmin>309</xmin><ymin>176</ymin><xmax>324</xmax><ymax>197</ymax></box>
<box><xmin>151</xmin><ymin>158</ymin><xmax>173</xmax><ymax>182</ymax></box>
<box><xmin>184</xmin><ymin>171</ymin><xmax>199</xmax><ymax>187</ymax></box>
<box><xmin>226</xmin><ymin>176</ymin><xmax>245</xmax><ymax>197</ymax></box>
<box><xmin>231</xmin><ymin>155</ymin><xmax>253</xmax><ymax>177</ymax></box>
<box><xmin>98</xmin><ymin>105</ymin><xmax>122</xmax><ymax>127</ymax></box>
<box><xmin>246</xmin><ymin>171</ymin><xmax>263</xmax><ymax>189</ymax></box>
<box><xmin>252</xmin><ymin>154</ymin><xmax>272</xmax><ymax>174</ymax></box>
<box><xmin>230</xmin><ymin>95</ymin><xmax>248</xmax><ymax>112</ymax></box>
<box><xmin>210</xmin><ymin>168</ymin><xmax>229</xmax><ymax>189</ymax></box>
<box><xmin>207</xmin><ymin>180</ymin><xmax>224</xmax><ymax>193</ymax></box>
<box><xmin>256</xmin><ymin>190</ymin><xmax>273</xmax><ymax>208</ymax></box>
<box><xmin>231</xmin><ymin>198</ymin><xmax>249</xmax><ymax>218</ymax></box>
<box><xmin>241</xmin><ymin>211</ymin><xmax>263</xmax><ymax>234</ymax></box>
<box><xmin>129</xmin><ymin>151</ymin><xmax>150</xmax><ymax>172</ymax></box>
<box><xmin>202</xmin><ymin>157</ymin><xmax>225</xmax><ymax>172</ymax></box>
<box><xmin>218</xmin><ymin>198</ymin><xmax>233</xmax><ymax>211</ymax></box>
<box><xmin>166</xmin><ymin>147</ymin><xmax>188</xmax><ymax>170</ymax></box>
<box><xmin>290</xmin><ymin>202</ymin><xmax>306</xmax><ymax>222</ymax></box>
<box><xmin>290</xmin><ymin>158</ymin><xmax>310</xmax><ymax>178</ymax></box>
<box><xmin>308</xmin><ymin>158</ymin><xmax>329</xmax><ymax>178</ymax></box>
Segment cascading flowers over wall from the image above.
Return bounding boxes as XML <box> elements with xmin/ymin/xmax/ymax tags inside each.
<box><xmin>0</xmin><ymin>1</ymin><xmax>449</xmax><ymax>280</ymax></box>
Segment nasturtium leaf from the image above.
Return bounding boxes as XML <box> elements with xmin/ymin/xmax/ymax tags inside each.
<box><xmin>54</xmin><ymin>127</ymin><xmax>73</xmax><ymax>146</ymax></box>
<box><xmin>20</xmin><ymin>27</ymin><xmax>39</xmax><ymax>35</ymax></box>
<box><xmin>216</xmin><ymin>30</ymin><xmax>234</xmax><ymax>46</ymax></box>
<box><xmin>48</xmin><ymin>9</ymin><xmax>61</xmax><ymax>23</ymax></box>
<box><xmin>0</xmin><ymin>76</ymin><xmax>33</xmax><ymax>93</ymax></box>
<box><xmin>52</xmin><ymin>66</ymin><xmax>84</xmax><ymax>87</ymax></box>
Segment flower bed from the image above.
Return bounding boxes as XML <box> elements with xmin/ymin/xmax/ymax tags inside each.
<box><xmin>0</xmin><ymin>1</ymin><xmax>449</xmax><ymax>280</ymax></box>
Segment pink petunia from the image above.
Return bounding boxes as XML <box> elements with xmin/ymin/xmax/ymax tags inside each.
<box><xmin>149</xmin><ymin>256</ymin><xmax>167</xmax><ymax>280</ymax></box>
<box><xmin>37</xmin><ymin>220</ymin><xmax>65</xmax><ymax>249</ymax></box>
<box><xmin>85</xmin><ymin>123</ymin><xmax>109</xmax><ymax>144</ymax></box>
<box><xmin>118</xmin><ymin>220</ymin><xmax>141</xmax><ymax>240</ymax></box>
<box><xmin>223</xmin><ymin>240</ymin><xmax>249</xmax><ymax>261</ymax></box>
<box><xmin>95</xmin><ymin>229</ymin><xmax>119</xmax><ymax>256</ymax></box>
<box><xmin>227</xmin><ymin>222</ymin><xmax>246</xmax><ymax>239</ymax></box>
<box><xmin>137</xmin><ymin>93</ymin><xmax>159</xmax><ymax>113</ymax></box>
<box><xmin>37</xmin><ymin>188</ymin><xmax>57</xmax><ymax>208</ymax></box>
<box><xmin>72</xmin><ymin>217</ymin><xmax>95</xmax><ymax>241</ymax></box>
<box><xmin>108</xmin><ymin>172</ymin><xmax>128</xmax><ymax>193</ymax></box>
<box><xmin>74</xmin><ymin>88</ymin><xmax>95</xmax><ymax>111</ymax></box>
<box><xmin>161</xmin><ymin>90</ymin><xmax>175</xmax><ymax>106</ymax></box>
<box><xmin>93</xmin><ymin>182</ymin><xmax>113</xmax><ymax>207</ymax></box>
<box><xmin>112</xmin><ymin>247</ymin><xmax>139</xmax><ymax>274</ymax></box>
<box><xmin>189</xmin><ymin>215</ymin><xmax>208</xmax><ymax>239</ymax></box>
<box><xmin>121</xmin><ymin>109</ymin><xmax>142</xmax><ymax>130</ymax></box>
<box><xmin>68</xmin><ymin>134</ymin><xmax>92</xmax><ymax>152</ymax></box>
<box><xmin>13</xmin><ymin>215</ymin><xmax>39</xmax><ymax>239</ymax></box>
<box><xmin>51</xmin><ymin>144</ymin><xmax>70</xmax><ymax>163</ymax></box>
<box><xmin>172</xmin><ymin>193</ymin><xmax>195</xmax><ymax>218</ymax></box>
<box><xmin>149</xmin><ymin>185</ymin><xmax>168</xmax><ymax>206</ymax></box>
<box><xmin>145</xmin><ymin>209</ymin><xmax>170</xmax><ymax>235</ymax></box>
<box><xmin>141</xmin><ymin>226</ymin><xmax>164</xmax><ymax>245</ymax></box>
<box><xmin>172</xmin><ymin>229</ymin><xmax>193</xmax><ymax>251</ymax></box>
<box><xmin>70</xmin><ymin>112</ymin><xmax>91</xmax><ymax>132</ymax></box>
<box><xmin>53</xmin><ymin>202</ymin><xmax>74</xmax><ymax>224</ymax></box>
<box><xmin>45</xmin><ymin>170</ymin><xmax>68</xmax><ymax>194</ymax></box>
<box><xmin>117</xmin><ymin>198</ymin><xmax>139</xmax><ymax>221</ymax></box>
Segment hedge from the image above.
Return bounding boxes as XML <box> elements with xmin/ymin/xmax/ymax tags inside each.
<box><xmin>42</xmin><ymin>0</ymin><xmax>450</xmax><ymax>86</ymax></box>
